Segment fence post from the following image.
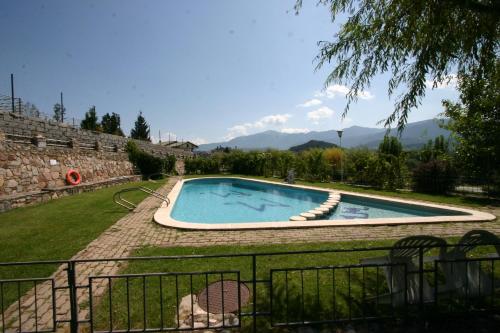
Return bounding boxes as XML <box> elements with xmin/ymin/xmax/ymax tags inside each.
<box><xmin>418</xmin><ymin>247</ymin><xmax>424</xmax><ymax>321</ymax></box>
<box><xmin>67</xmin><ymin>261</ymin><xmax>79</xmax><ymax>333</ymax></box>
<box><xmin>10</xmin><ymin>74</ymin><xmax>15</xmax><ymax>113</ymax></box>
<box><xmin>252</xmin><ymin>255</ymin><xmax>257</xmax><ymax>333</ymax></box>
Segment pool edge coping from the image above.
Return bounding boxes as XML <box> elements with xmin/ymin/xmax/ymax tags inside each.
<box><xmin>153</xmin><ymin>176</ymin><xmax>496</xmax><ymax>230</ymax></box>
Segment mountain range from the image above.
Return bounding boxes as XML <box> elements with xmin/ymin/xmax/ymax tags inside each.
<box><xmin>197</xmin><ymin>119</ymin><xmax>450</xmax><ymax>151</ymax></box>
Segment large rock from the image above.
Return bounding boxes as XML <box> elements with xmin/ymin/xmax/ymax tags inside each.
<box><xmin>176</xmin><ymin>294</ymin><xmax>239</xmax><ymax>332</ymax></box>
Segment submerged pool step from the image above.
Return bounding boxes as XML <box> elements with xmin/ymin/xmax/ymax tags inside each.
<box><xmin>289</xmin><ymin>191</ymin><xmax>342</xmax><ymax>221</ymax></box>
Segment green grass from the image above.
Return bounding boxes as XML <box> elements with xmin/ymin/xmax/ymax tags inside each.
<box><xmin>184</xmin><ymin>174</ymin><xmax>499</xmax><ymax>209</ymax></box>
<box><xmin>0</xmin><ymin>178</ymin><xmax>167</xmax><ymax>310</ymax></box>
<box><xmin>92</xmin><ymin>241</ymin><xmax>500</xmax><ymax>332</ymax></box>
<box><xmin>0</xmin><ymin>179</ymin><xmax>166</xmax><ymax>263</ymax></box>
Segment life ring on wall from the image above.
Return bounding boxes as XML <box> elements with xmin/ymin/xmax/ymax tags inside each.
<box><xmin>66</xmin><ymin>169</ymin><xmax>81</xmax><ymax>186</ymax></box>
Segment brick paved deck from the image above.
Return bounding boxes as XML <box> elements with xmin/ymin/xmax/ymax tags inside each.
<box><xmin>1</xmin><ymin>177</ymin><xmax>499</xmax><ymax>332</ymax></box>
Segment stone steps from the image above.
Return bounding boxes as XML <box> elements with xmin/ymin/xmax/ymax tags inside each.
<box><xmin>290</xmin><ymin>191</ymin><xmax>342</xmax><ymax>221</ymax></box>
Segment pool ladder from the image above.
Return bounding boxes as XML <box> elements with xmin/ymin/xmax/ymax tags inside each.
<box><xmin>113</xmin><ymin>186</ymin><xmax>170</xmax><ymax>211</ymax></box>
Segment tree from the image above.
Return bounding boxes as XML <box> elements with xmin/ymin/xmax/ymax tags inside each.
<box><xmin>101</xmin><ymin>112</ymin><xmax>124</xmax><ymax>136</ymax></box>
<box><xmin>378</xmin><ymin>136</ymin><xmax>403</xmax><ymax>157</ymax></box>
<box><xmin>419</xmin><ymin>135</ymin><xmax>449</xmax><ymax>163</ymax></box>
<box><xmin>22</xmin><ymin>102</ymin><xmax>40</xmax><ymax>118</ymax></box>
<box><xmin>53</xmin><ymin>103</ymin><xmax>66</xmax><ymax>122</ymax></box>
<box><xmin>323</xmin><ymin>147</ymin><xmax>343</xmax><ymax>179</ymax></box>
<box><xmin>80</xmin><ymin>106</ymin><xmax>100</xmax><ymax>131</ymax></box>
<box><xmin>373</xmin><ymin>136</ymin><xmax>407</xmax><ymax>190</ymax></box>
<box><xmin>442</xmin><ymin>59</ymin><xmax>500</xmax><ymax>181</ymax></box>
<box><xmin>130</xmin><ymin>111</ymin><xmax>151</xmax><ymax>141</ymax></box>
<box><xmin>295</xmin><ymin>0</ymin><xmax>500</xmax><ymax>129</ymax></box>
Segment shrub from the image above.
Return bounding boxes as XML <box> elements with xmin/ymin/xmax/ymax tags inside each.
<box><xmin>412</xmin><ymin>159</ymin><xmax>457</xmax><ymax>194</ymax></box>
<box><xmin>125</xmin><ymin>141</ymin><xmax>176</xmax><ymax>178</ymax></box>
<box><xmin>184</xmin><ymin>156</ymin><xmax>220</xmax><ymax>174</ymax></box>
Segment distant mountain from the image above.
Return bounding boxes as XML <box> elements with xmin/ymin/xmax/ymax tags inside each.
<box><xmin>197</xmin><ymin>119</ymin><xmax>450</xmax><ymax>151</ymax></box>
<box><xmin>289</xmin><ymin>140</ymin><xmax>337</xmax><ymax>152</ymax></box>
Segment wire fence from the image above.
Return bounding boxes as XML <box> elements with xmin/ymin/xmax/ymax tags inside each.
<box><xmin>0</xmin><ymin>93</ymin><xmax>83</xmax><ymax>129</ymax></box>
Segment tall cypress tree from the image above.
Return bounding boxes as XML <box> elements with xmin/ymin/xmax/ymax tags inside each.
<box><xmin>130</xmin><ymin>111</ymin><xmax>150</xmax><ymax>141</ymax></box>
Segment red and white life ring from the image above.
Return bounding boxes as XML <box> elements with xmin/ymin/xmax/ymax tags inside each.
<box><xmin>66</xmin><ymin>169</ymin><xmax>81</xmax><ymax>185</ymax></box>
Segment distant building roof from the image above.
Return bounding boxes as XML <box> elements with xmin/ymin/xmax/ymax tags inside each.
<box><xmin>160</xmin><ymin>141</ymin><xmax>199</xmax><ymax>149</ymax></box>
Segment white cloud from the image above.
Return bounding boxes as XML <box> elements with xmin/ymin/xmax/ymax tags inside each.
<box><xmin>296</xmin><ymin>98</ymin><xmax>322</xmax><ymax>108</ymax></box>
<box><xmin>307</xmin><ymin>106</ymin><xmax>334</xmax><ymax>124</ymax></box>
<box><xmin>315</xmin><ymin>84</ymin><xmax>374</xmax><ymax>100</ymax></box>
<box><xmin>254</xmin><ymin>114</ymin><xmax>291</xmax><ymax>128</ymax></box>
<box><xmin>224</xmin><ymin>113</ymin><xmax>292</xmax><ymax>140</ymax></box>
<box><xmin>425</xmin><ymin>74</ymin><xmax>458</xmax><ymax>89</ymax></box>
<box><xmin>281</xmin><ymin>128</ymin><xmax>310</xmax><ymax>134</ymax></box>
<box><xmin>190</xmin><ymin>137</ymin><xmax>207</xmax><ymax>145</ymax></box>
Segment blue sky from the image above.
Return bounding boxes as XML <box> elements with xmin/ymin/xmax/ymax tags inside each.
<box><xmin>0</xmin><ymin>0</ymin><xmax>459</xmax><ymax>144</ymax></box>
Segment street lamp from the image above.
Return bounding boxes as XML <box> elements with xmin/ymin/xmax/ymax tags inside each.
<box><xmin>337</xmin><ymin>130</ymin><xmax>343</xmax><ymax>182</ymax></box>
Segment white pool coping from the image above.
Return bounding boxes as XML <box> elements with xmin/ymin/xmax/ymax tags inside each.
<box><xmin>153</xmin><ymin>177</ymin><xmax>496</xmax><ymax>230</ymax></box>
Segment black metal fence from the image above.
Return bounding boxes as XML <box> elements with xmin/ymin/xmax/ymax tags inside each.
<box><xmin>0</xmin><ymin>242</ymin><xmax>499</xmax><ymax>333</ymax></box>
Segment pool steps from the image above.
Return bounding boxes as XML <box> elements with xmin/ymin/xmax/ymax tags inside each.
<box><xmin>290</xmin><ymin>192</ymin><xmax>341</xmax><ymax>221</ymax></box>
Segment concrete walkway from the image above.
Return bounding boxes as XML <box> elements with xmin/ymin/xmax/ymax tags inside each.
<box><xmin>1</xmin><ymin>176</ymin><xmax>499</xmax><ymax>332</ymax></box>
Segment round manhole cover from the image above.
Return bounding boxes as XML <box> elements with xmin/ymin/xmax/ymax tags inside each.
<box><xmin>197</xmin><ymin>280</ymin><xmax>250</xmax><ymax>314</ymax></box>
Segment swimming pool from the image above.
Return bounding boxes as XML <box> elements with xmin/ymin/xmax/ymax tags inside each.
<box><xmin>154</xmin><ymin>177</ymin><xmax>494</xmax><ymax>230</ymax></box>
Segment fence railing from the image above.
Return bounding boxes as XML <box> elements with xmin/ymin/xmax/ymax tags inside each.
<box><xmin>0</xmin><ymin>242</ymin><xmax>499</xmax><ymax>333</ymax></box>
<box><xmin>0</xmin><ymin>95</ymin><xmax>82</xmax><ymax>129</ymax></box>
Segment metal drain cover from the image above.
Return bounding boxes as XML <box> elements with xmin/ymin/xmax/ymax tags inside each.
<box><xmin>197</xmin><ymin>280</ymin><xmax>250</xmax><ymax>314</ymax></box>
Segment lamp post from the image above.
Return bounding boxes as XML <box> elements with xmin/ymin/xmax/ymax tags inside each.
<box><xmin>337</xmin><ymin>130</ymin><xmax>343</xmax><ymax>182</ymax></box>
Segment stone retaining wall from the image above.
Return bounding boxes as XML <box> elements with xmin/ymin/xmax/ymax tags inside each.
<box><xmin>0</xmin><ymin>111</ymin><xmax>193</xmax><ymax>211</ymax></box>
<box><xmin>0</xmin><ymin>111</ymin><xmax>192</xmax><ymax>159</ymax></box>
<box><xmin>0</xmin><ymin>138</ymin><xmax>135</xmax><ymax>196</ymax></box>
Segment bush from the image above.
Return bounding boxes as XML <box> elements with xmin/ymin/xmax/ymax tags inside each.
<box><xmin>125</xmin><ymin>141</ymin><xmax>176</xmax><ymax>178</ymax></box>
<box><xmin>184</xmin><ymin>156</ymin><xmax>220</xmax><ymax>174</ymax></box>
<box><xmin>412</xmin><ymin>159</ymin><xmax>457</xmax><ymax>194</ymax></box>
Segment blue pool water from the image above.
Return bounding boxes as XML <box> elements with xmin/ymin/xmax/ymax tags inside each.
<box><xmin>170</xmin><ymin>178</ymin><xmax>468</xmax><ymax>224</ymax></box>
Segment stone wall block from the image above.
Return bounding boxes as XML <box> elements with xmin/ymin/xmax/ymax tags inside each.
<box><xmin>33</xmin><ymin>134</ymin><xmax>47</xmax><ymax>148</ymax></box>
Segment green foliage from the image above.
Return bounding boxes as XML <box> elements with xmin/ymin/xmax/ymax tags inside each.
<box><xmin>130</xmin><ymin>111</ymin><xmax>150</xmax><ymax>141</ymax></box>
<box><xmin>52</xmin><ymin>103</ymin><xmax>66</xmax><ymax>122</ymax></box>
<box><xmin>184</xmin><ymin>155</ymin><xmax>221</xmax><ymax>174</ymax></box>
<box><xmin>101</xmin><ymin>112</ymin><xmax>124</xmax><ymax>136</ymax></box>
<box><xmin>378</xmin><ymin>136</ymin><xmax>403</xmax><ymax>157</ymax></box>
<box><xmin>164</xmin><ymin>155</ymin><xmax>177</xmax><ymax>174</ymax></box>
<box><xmin>302</xmin><ymin>149</ymin><xmax>330</xmax><ymax>181</ymax></box>
<box><xmin>295</xmin><ymin>0</ymin><xmax>500</xmax><ymax>129</ymax></box>
<box><xmin>80</xmin><ymin>106</ymin><xmax>101</xmax><ymax>131</ymax></box>
<box><xmin>344</xmin><ymin>148</ymin><xmax>375</xmax><ymax>184</ymax></box>
<box><xmin>443</xmin><ymin>60</ymin><xmax>500</xmax><ymax>184</ymax></box>
<box><xmin>412</xmin><ymin>159</ymin><xmax>457</xmax><ymax>194</ymax></box>
<box><xmin>419</xmin><ymin>135</ymin><xmax>450</xmax><ymax>163</ymax></box>
<box><xmin>125</xmin><ymin>141</ymin><xmax>176</xmax><ymax>178</ymax></box>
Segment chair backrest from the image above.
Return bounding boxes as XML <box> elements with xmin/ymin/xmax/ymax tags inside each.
<box><xmin>389</xmin><ymin>235</ymin><xmax>447</xmax><ymax>261</ymax></box>
<box><xmin>452</xmin><ymin>229</ymin><xmax>500</xmax><ymax>259</ymax></box>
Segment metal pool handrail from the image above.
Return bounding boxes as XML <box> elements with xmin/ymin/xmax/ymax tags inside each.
<box><xmin>113</xmin><ymin>186</ymin><xmax>170</xmax><ymax>210</ymax></box>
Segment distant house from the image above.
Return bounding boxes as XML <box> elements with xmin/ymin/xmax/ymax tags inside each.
<box><xmin>160</xmin><ymin>140</ymin><xmax>198</xmax><ymax>152</ymax></box>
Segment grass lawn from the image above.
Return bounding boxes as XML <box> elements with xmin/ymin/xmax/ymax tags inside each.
<box><xmin>92</xmin><ymin>241</ymin><xmax>499</xmax><ymax>332</ymax></box>
<box><xmin>0</xmin><ymin>179</ymin><xmax>166</xmax><ymax>276</ymax></box>
<box><xmin>184</xmin><ymin>174</ymin><xmax>499</xmax><ymax>209</ymax></box>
